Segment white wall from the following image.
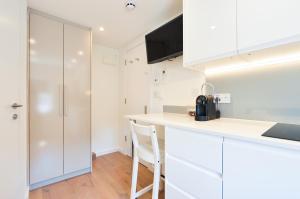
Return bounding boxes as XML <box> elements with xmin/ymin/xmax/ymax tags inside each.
<box><xmin>121</xmin><ymin>41</ymin><xmax>205</xmax><ymax>113</ymax></box>
<box><xmin>122</xmin><ymin>32</ymin><xmax>206</xmax><ymax>109</ymax></box>
<box><xmin>149</xmin><ymin>57</ymin><xmax>205</xmax><ymax>113</ymax></box>
<box><xmin>119</xmin><ymin>40</ymin><xmax>205</xmax><ymax>154</ymax></box>
<box><xmin>118</xmin><ymin>13</ymin><xmax>206</xmax><ymax>155</ymax></box>
<box><xmin>92</xmin><ymin>44</ymin><xmax>120</xmax><ymax>156</ymax></box>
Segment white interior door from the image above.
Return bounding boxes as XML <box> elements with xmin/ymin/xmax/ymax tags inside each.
<box><xmin>122</xmin><ymin>44</ymin><xmax>151</xmax><ymax>155</ymax></box>
<box><xmin>0</xmin><ymin>0</ymin><xmax>27</xmax><ymax>198</ymax></box>
<box><xmin>126</xmin><ymin>44</ymin><xmax>150</xmax><ymax>116</ymax></box>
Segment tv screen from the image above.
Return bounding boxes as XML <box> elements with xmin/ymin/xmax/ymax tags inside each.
<box><xmin>145</xmin><ymin>14</ymin><xmax>183</xmax><ymax>64</ymax></box>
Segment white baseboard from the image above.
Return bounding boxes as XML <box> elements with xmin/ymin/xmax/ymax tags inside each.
<box><xmin>119</xmin><ymin>147</ymin><xmax>131</xmax><ymax>157</ymax></box>
<box><xmin>30</xmin><ymin>168</ymin><xmax>91</xmax><ymax>190</ymax></box>
<box><xmin>95</xmin><ymin>147</ymin><xmax>120</xmax><ymax>157</ymax></box>
<box><xmin>25</xmin><ymin>186</ymin><xmax>29</xmax><ymax>199</ymax></box>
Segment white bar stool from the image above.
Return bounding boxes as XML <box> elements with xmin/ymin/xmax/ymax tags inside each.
<box><xmin>130</xmin><ymin>121</ymin><xmax>164</xmax><ymax>199</ymax></box>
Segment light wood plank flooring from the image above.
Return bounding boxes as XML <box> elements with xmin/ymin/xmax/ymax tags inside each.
<box><xmin>29</xmin><ymin>152</ymin><xmax>164</xmax><ymax>199</ymax></box>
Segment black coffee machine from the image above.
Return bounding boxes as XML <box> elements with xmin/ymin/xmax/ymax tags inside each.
<box><xmin>195</xmin><ymin>83</ymin><xmax>220</xmax><ymax>121</ymax></box>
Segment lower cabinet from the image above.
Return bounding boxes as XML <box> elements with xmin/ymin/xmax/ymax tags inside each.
<box><xmin>165</xmin><ymin>127</ymin><xmax>223</xmax><ymax>199</ymax></box>
<box><xmin>223</xmin><ymin>139</ymin><xmax>300</xmax><ymax>199</ymax></box>
<box><xmin>166</xmin><ymin>182</ymin><xmax>192</xmax><ymax>199</ymax></box>
<box><xmin>166</xmin><ymin>155</ymin><xmax>222</xmax><ymax>199</ymax></box>
<box><xmin>165</xmin><ymin>126</ymin><xmax>300</xmax><ymax>199</ymax></box>
<box><xmin>165</xmin><ymin>127</ymin><xmax>223</xmax><ymax>173</ymax></box>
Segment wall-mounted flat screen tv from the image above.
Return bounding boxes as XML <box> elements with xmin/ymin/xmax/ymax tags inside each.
<box><xmin>145</xmin><ymin>14</ymin><xmax>183</xmax><ymax>64</ymax></box>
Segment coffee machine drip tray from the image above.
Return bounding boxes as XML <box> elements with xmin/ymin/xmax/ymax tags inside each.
<box><xmin>262</xmin><ymin>123</ymin><xmax>300</xmax><ymax>142</ymax></box>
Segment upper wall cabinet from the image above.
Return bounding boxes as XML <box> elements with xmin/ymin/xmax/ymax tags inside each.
<box><xmin>183</xmin><ymin>0</ymin><xmax>237</xmax><ymax>67</ymax></box>
<box><xmin>237</xmin><ymin>0</ymin><xmax>300</xmax><ymax>53</ymax></box>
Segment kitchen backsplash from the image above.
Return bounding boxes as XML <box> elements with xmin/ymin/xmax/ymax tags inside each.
<box><xmin>149</xmin><ymin>56</ymin><xmax>205</xmax><ymax>113</ymax></box>
<box><xmin>163</xmin><ymin>105</ymin><xmax>194</xmax><ymax>114</ymax></box>
<box><xmin>207</xmin><ymin>63</ymin><xmax>300</xmax><ymax>124</ymax></box>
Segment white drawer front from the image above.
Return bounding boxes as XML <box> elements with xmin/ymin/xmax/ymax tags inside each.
<box><xmin>166</xmin><ymin>182</ymin><xmax>193</xmax><ymax>199</ymax></box>
<box><xmin>166</xmin><ymin>155</ymin><xmax>222</xmax><ymax>199</ymax></box>
<box><xmin>166</xmin><ymin>127</ymin><xmax>223</xmax><ymax>173</ymax></box>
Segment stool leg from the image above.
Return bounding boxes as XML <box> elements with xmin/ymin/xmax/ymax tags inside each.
<box><xmin>159</xmin><ymin>163</ymin><xmax>164</xmax><ymax>191</ymax></box>
<box><xmin>130</xmin><ymin>155</ymin><xmax>139</xmax><ymax>199</ymax></box>
<box><xmin>152</xmin><ymin>161</ymin><xmax>161</xmax><ymax>199</ymax></box>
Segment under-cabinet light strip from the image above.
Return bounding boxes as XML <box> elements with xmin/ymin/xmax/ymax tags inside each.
<box><xmin>205</xmin><ymin>53</ymin><xmax>300</xmax><ymax>76</ymax></box>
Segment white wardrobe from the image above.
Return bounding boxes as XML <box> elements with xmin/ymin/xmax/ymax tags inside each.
<box><xmin>29</xmin><ymin>11</ymin><xmax>91</xmax><ymax>189</ymax></box>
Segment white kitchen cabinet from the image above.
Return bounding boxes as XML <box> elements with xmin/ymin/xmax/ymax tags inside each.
<box><xmin>30</xmin><ymin>13</ymin><xmax>64</xmax><ymax>184</ymax></box>
<box><xmin>183</xmin><ymin>0</ymin><xmax>237</xmax><ymax>67</ymax></box>
<box><xmin>166</xmin><ymin>155</ymin><xmax>222</xmax><ymax>199</ymax></box>
<box><xmin>63</xmin><ymin>24</ymin><xmax>91</xmax><ymax>174</ymax></box>
<box><xmin>29</xmin><ymin>11</ymin><xmax>91</xmax><ymax>189</ymax></box>
<box><xmin>166</xmin><ymin>182</ymin><xmax>194</xmax><ymax>199</ymax></box>
<box><xmin>237</xmin><ymin>0</ymin><xmax>300</xmax><ymax>53</ymax></box>
<box><xmin>165</xmin><ymin>127</ymin><xmax>223</xmax><ymax>198</ymax></box>
<box><xmin>166</xmin><ymin>127</ymin><xmax>223</xmax><ymax>173</ymax></box>
<box><xmin>223</xmin><ymin>139</ymin><xmax>300</xmax><ymax>199</ymax></box>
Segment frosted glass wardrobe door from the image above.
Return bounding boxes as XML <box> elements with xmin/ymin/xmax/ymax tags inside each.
<box><xmin>63</xmin><ymin>24</ymin><xmax>91</xmax><ymax>174</ymax></box>
<box><xmin>29</xmin><ymin>13</ymin><xmax>64</xmax><ymax>184</ymax></box>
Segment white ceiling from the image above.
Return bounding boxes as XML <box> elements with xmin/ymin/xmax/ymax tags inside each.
<box><xmin>28</xmin><ymin>0</ymin><xmax>182</xmax><ymax>48</ymax></box>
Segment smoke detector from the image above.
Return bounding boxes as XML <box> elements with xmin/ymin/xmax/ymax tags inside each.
<box><xmin>125</xmin><ymin>0</ymin><xmax>136</xmax><ymax>10</ymax></box>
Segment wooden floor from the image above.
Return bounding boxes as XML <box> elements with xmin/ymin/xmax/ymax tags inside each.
<box><xmin>29</xmin><ymin>152</ymin><xmax>164</xmax><ymax>199</ymax></box>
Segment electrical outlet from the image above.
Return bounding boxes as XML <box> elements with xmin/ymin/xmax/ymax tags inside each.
<box><xmin>214</xmin><ymin>93</ymin><xmax>231</xmax><ymax>104</ymax></box>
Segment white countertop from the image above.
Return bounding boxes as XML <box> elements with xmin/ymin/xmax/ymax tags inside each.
<box><xmin>126</xmin><ymin>113</ymin><xmax>300</xmax><ymax>151</ymax></box>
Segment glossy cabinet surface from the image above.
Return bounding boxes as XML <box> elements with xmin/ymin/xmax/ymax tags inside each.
<box><xmin>166</xmin><ymin>127</ymin><xmax>223</xmax><ymax>173</ymax></box>
<box><xmin>183</xmin><ymin>0</ymin><xmax>237</xmax><ymax>67</ymax></box>
<box><xmin>237</xmin><ymin>0</ymin><xmax>300</xmax><ymax>53</ymax></box>
<box><xmin>29</xmin><ymin>13</ymin><xmax>64</xmax><ymax>184</ymax></box>
<box><xmin>224</xmin><ymin>139</ymin><xmax>300</xmax><ymax>199</ymax></box>
<box><xmin>165</xmin><ymin>127</ymin><xmax>223</xmax><ymax>199</ymax></box>
<box><xmin>63</xmin><ymin>24</ymin><xmax>91</xmax><ymax>174</ymax></box>
<box><xmin>166</xmin><ymin>155</ymin><xmax>222</xmax><ymax>199</ymax></box>
<box><xmin>183</xmin><ymin>0</ymin><xmax>300</xmax><ymax>67</ymax></box>
<box><xmin>29</xmin><ymin>13</ymin><xmax>91</xmax><ymax>187</ymax></box>
<box><xmin>166</xmin><ymin>182</ymin><xmax>192</xmax><ymax>199</ymax></box>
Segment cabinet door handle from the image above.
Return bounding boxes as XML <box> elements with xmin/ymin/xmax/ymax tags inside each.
<box><xmin>64</xmin><ymin>86</ymin><xmax>68</xmax><ymax>117</ymax></box>
<box><xmin>58</xmin><ymin>85</ymin><xmax>63</xmax><ymax>116</ymax></box>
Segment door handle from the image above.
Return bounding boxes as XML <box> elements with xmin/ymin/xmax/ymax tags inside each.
<box><xmin>11</xmin><ymin>103</ymin><xmax>23</xmax><ymax>109</ymax></box>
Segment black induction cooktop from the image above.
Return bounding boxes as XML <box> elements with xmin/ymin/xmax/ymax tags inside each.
<box><xmin>262</xmin><ymin>123</ymin><xmax>300</xmax><ymax>142</ymax></box>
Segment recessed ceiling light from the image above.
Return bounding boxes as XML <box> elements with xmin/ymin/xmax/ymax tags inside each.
<box><xmin>99</xmin><ymin>26</ymin><xmax>104</xmax><ymax>32</ymax></box>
